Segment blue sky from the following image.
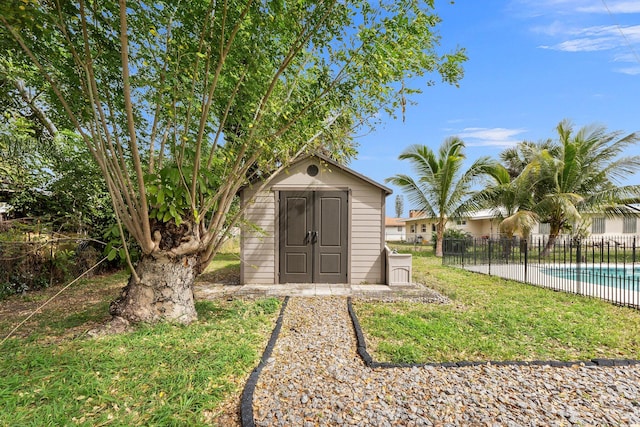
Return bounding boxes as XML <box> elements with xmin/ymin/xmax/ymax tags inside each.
<box><xmin>349</xmin><ymin>0</ymin><xmax>640</xmax><ymax>217</ymax></box>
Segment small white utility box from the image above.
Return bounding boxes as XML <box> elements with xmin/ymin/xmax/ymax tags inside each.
<box><xmin>386</xmin><ymin>246</ymin><xmax>412</xmax><ymax>286</ymax></box>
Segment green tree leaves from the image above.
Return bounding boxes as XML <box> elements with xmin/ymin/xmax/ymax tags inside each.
<box><xmin>2</xmin><ymin>0</ymin><xmax>467</xmax><ymax>267</ymax></box>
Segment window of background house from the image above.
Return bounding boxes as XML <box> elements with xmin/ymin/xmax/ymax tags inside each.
<box><xmin>397</xmin><ymin>226</ymin><xmax>403</xmax><ymax>232</ymax></box>
<box><xmin>592</xmin><ymin>217</ymin><xmax>606</xmax><ymax>234</ymax></box>
<box><xmin>456</xmin><ymin>220</ymin><xmax>466</xmax><ymax>225</ymax></box>
<box><xmin>539</xmin><ymin>223</ymin><xmax>550</xmax><ymax>234</ymax></box>
<box><xmin>410</xmin><ymin>225</ymin><xmax>415</xmax><ymax>233</ymax></box>
<box><xmin>623</xmin><ymin>217</ymin><xmax>637</xmax><ymax>234</ymax></box>
<box><xmin>421</xmin><ymin>224</ymin><xmax>427</xmax><ymax>233</ymax></box>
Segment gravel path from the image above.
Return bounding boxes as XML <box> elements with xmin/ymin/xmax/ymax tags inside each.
<box><xmin>252</xmin><ymin>297</ymin><xmax>640</xmax><ymax>426</ymax></box>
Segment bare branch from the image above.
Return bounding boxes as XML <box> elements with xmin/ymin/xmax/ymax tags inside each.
<box><xmin>118</xmin><ymin>0</ymin><xmax>153</xmax><ymax>252</ymax></box>
<box><xmin>205</xmin><ymin>64</ymin><xmax>249</xmax><ymax>169</ymax></box>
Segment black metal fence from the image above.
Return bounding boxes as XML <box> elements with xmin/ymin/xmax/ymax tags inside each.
<box><xmin>442</xmin><ymin>235</ymin><xmax>640</xmax><ymax>309</ymax></box>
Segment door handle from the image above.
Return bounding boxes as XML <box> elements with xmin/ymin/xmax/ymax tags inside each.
<box><xmin>305</xmin><ymin>231</ymin><xmax>312</xmax><ymax>244</ymax></box>
<box><xmin>311</xmin><ymin>230</ymin><xmax>318</xmax><ymax>244</ymax></box>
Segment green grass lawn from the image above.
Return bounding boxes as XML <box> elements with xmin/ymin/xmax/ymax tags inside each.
<box><xmin>355</xmin><ymin>245</ymin><xmax>640</xmax><ymax>364</ymax></box>
<box><xmin>0</xmin><ymin>251</ymin><xmax>279</xmax><ymax>426</ymax></box>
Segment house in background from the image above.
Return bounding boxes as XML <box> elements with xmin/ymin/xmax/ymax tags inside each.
<box><xmin>403</xmin><ymin>209</ymin><xmax>504</xmax><ymax>243</ymax></box>
<box><xmin>454</xmin><ymin>208</ymin><xmax>504</xmax><ymax>238</ymax></box>
<box><xmin>384</xmin><ymin>217</ymin><xmax>406</xmax><ymax>241</ymax></box>
<box><xmin>531</xmin><ymin>206</ymin><xmax>640</xmax><ymax>240</ymax></box>
<box><xmin>402</xmin><ymin>205</ymin><xmax>640</xmax><ymax>243</ymax></box>
<box><xmin>239</xmin><ymin>153</ymin><xmax>393</xmax><ymax>285</ymax></box>
<box><xmin>403</xmin><ymin>210</ymin><xmax>434</xmax><ymax>244</ymax></box>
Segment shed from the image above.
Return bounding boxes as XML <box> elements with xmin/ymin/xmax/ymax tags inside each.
<box><xmin>239</xmin><ymin>153</ymin><xmax>392</xmax><ymax>285</ymax></box>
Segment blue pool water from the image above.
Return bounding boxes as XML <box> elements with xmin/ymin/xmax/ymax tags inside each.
<box><xmin>542</xmin><ymin>266</ymin><xmax>640</xmax><ymax>289</ymax></box>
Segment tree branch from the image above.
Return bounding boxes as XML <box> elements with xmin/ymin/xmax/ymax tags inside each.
<box><xmin>118</xmin><ymin>0</ymin><xmax>153</xmax><ymax>252</ymax></box>
<box><xmin>13</xmin><ymin>79</ymin><xmax>58</xmax><ymax>137</ymax></box>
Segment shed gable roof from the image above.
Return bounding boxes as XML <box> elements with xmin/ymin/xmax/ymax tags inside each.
<box><xmin>276</xmin><ymin>152</ymin><xmax>392</xmax><ymax>194</ymax></box>
<box><xmin>239</xmin><ymin>152</ymin><xmax>392</xmax><ymax>196</ymax></box>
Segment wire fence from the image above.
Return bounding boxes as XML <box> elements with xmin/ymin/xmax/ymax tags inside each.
<box><xmin>442</xmin><ymin>235</ymin><xmax>640</xmax><ymax>309</ymax></box>
<box><xmin>0</xmin><ymin>235</ymin><xmax>106</xmax><ymax>297</ymax></box>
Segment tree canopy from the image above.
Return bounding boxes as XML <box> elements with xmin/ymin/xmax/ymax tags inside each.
<box><xmin>1</xmin><ymin>0</ymin><xmax>466</xmax><ymax>260</ymax></box>
<box><xmin>523</xmin><ymin>120</ymin><xmax>640</xmax><ymax>253</ymax></box>
<box><xmin>1</xmin><ymin>0</ymin><xmax>467</xmax><ymax>324</ymax></box>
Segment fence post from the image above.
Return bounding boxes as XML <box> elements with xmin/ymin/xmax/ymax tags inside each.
<box><xmin>575</xmin><ymin>239</ymin><xmax>582</xmax><ymax>295</ymax></box>
<box><xmin>488</xmin><ymin>238</ymin><xmax>492</xmax><ymax>276</ymax></box>
<box><xmin>524</xmin><ymin>239</ymin><xmax>528</xmax><ymax>283</ymax></box>
<box><xmin>633</xmin><ymin>237</ymin><xmax>637</xmax><ymax>308</ymax></box>
<box><xmin>538</xmin><ymin>237</ymin><xmax>541</xmax><ymax>264</ymax></box>
<box><xmin>49</xmin><ymin>240</ymin><xmax>54</xmax><ymax>287</ymax></box>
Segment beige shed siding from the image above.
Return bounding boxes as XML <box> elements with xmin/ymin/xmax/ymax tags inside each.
<box><xmin>241</xmin><ymin>188</ymin><xmax>276</xmax><ymax>284</ymax></box>
<box><xmin>240</xmin><ymin>157</ymin><xmax>387</xmax><ymax>284</ymax></box>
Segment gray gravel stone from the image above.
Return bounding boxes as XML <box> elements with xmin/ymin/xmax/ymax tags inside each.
<box><xmin>252</xmin><ymin>297</ymin><xmax>640</xmax><ymax>426</ymax></box>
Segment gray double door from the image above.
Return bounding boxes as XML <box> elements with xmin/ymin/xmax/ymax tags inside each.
<box><xmin>279</xmin><ymin>191</ymin><xmax>348</xmax><ymax>283</ymax></box>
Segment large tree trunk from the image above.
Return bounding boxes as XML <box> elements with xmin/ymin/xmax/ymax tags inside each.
<box><xmin>109</xmin><ymin>254</ymin><xmax>198</xmax><ymax>325</ymax></box>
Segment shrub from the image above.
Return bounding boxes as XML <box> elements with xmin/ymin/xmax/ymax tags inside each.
<box><xmin>434</xmin><ymin>228</ymin><xmax>473</xmax><ymax>254</ymax></box>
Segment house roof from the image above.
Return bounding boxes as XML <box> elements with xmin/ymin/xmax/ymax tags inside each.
<box><xmin>402</xmin><ymin>207</ymin><xmax>508</xmax><ymax>223</ymax></box>
<box><xmin>385</xmin><ymin>217</ymin><xmax>405</xmax><ymax>226</ymax></box>
<box><xmin>402</xmin><ymin>215</ymin><xmax>432</xmax><ymax>223</ymax></box>
<box><xmin>466</xmin><ymin>208</ymin><xmax>509</xmax><ymax>219</ymax></box>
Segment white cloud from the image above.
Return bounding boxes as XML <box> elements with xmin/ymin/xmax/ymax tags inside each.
<box><xmin>541</xmin><ymin>37</ymin><xmax>617</xmax><ymax>51</ymax></box>
<box><xmin>513</xmin><ymin>0</ymin><xmax>640</xmax><ymax>16</ymax></box>
<box><xmin>613</xmin><ymin>52</ymin><xmax>637</xmax><ymax>62</ymax></box>
<box><xmin>513</xmin><ymin>0</ymin><xmax>640</xmax><ymax>73</ymax></box>
<box><xmin>615</xmin><ymin>66</ymin><xmax>640</xmax><ymax>75</ymax></box>
<box><xmin>584</xmin><ymin>25</ymin><xmax>640</xmax><ymax>40</ymax></box>
<box><xmin>531</xmin><ymin>21</ymin><xmax>573</xmax><ymax>37</ymax></box>
<box><xmin>577</xmin><ymin>1</ymin><xmax>640</xmax><ymax>13</ymax></box>
<box><xmin>457</xmin><ymin>128</ymin><xmax>528</xmax><ymax>147</ymax></box>
<box><xmin>538</xmin><ymin>25</ymin><xmax>640</xmax><ymax>52</ymax></box>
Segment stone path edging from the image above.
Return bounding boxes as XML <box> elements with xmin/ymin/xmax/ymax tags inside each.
<box><xmin>240</xmin><ymin>296</ymin><xmax>289</xmax><ymax>427</ymax></box>
<box><xmin>346</xmin><ymin>297</ymin><xmax>640</xmax><ymax>369</ymax></box>
<box><xmin>242</xmin><ymin>296</ymin><xmax>640</xmax><ymax>426</ymax></box>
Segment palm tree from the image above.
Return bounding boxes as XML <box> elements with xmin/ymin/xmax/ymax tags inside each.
<box><xmin>386</xmin><ymin>137</ymin><xmax>493</xmax><ymax>257</ymax></box>
<box><xmin>467</xmin><ymin>162</ymin><xmax>538</xmax><ymax>257</ymax></box>
<box><xmin>499</xmin><ymin>139</ymin><xmax>559</xmax><ymax>179</ymax></box>
<box><xmin>472</xmin><ymin>162</ymin><xmax>538</xmax><ymax>235</ymax></box>
<box><xmin>526</xmin><ymin>120</ymin><xmax>640</xmax><ymax>255</ymax></box>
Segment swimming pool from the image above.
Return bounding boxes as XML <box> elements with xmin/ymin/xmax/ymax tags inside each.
<box><xmin>542</xmin><ymin>265</ymin><xmax>640</xmax><ymax>289</ymax></box>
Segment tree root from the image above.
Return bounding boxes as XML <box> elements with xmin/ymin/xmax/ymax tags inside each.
<box><xmin>87</xmin><ymin>316</ymin><xmax>132</xmax><ymax>338</ymax></box>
